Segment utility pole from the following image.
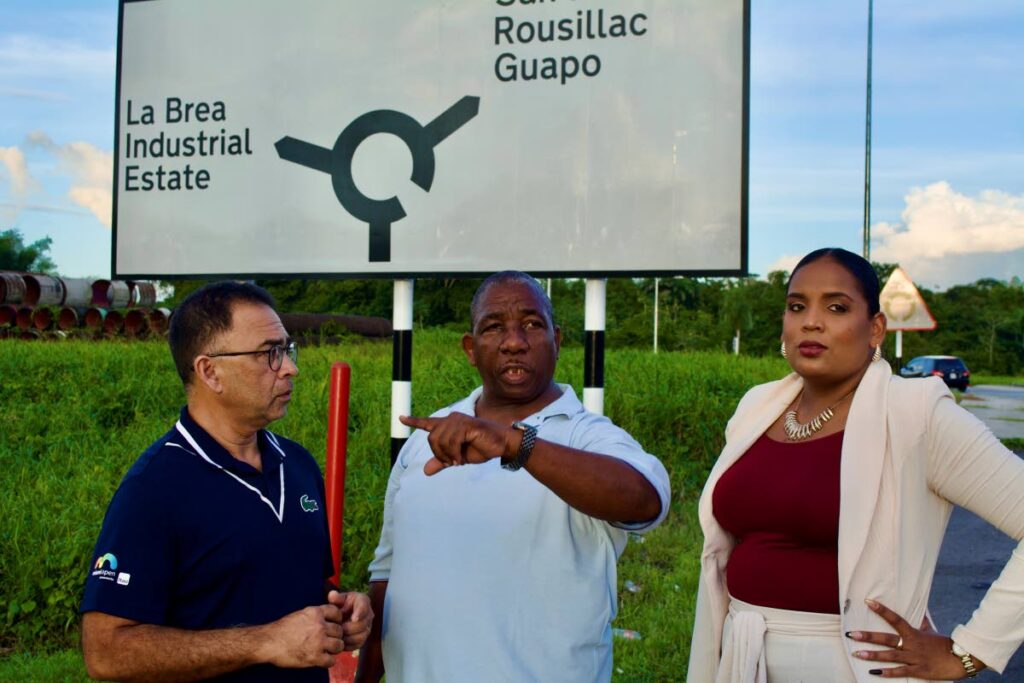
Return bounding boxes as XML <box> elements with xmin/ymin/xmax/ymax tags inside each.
<box><xmin>863</xmin><ymin>0</ymin><xmax>874</xmax><ymax>261</ymax></box>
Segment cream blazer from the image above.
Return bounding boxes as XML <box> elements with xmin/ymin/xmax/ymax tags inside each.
<box><xmin>687</xmin><ymin>360</ymin><xmax>1024</xmax><ymax>682</ymax></box>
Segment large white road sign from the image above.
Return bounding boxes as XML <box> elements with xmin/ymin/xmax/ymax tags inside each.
<box><xmin>114</xmin><ymin>0</ymin><xmax>748</xmax><ymax>278</ymax></box>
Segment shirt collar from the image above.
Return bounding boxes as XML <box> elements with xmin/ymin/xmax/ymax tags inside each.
<box><xmin>176</xmin><ymin>406</ymin><xmax>284</xmax><ymax>474</ymax></box>
<box><xmin>455</xmin><ymin>383</ymin><xmax>584</xmax><ymax>423</ymax></box>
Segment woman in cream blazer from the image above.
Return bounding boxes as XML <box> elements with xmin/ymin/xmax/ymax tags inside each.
<box><xmin>688</xmin><ymin>249</ymin><xmax>1024</xmax><ymax>682</ymax></box>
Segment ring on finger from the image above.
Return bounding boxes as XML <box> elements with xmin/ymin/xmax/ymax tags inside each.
<box><xmin>896</xmin><ymin>636</ymin><xmax>904</xmax><ymax>650</ymax></box>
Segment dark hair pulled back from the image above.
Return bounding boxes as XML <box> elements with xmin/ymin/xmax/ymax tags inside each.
<box><xmin>787</xmin><ymin>248</ymin><xmax>881</xmax><ymax>317</ymax></box>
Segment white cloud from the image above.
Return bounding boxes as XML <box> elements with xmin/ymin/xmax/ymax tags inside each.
<box><xmin>873</xmin><ymin>182</ymin><xmax>1024</xmax><ymax>280</ymax></box>
<box><xmin>0</xmin><ymin>146</ymin><xmax>34</xmax><ymax>197</ymax></box>
<box><xmin>872</xmin><ymin>183</ymin><xmax>1024</xmax><ymax>260</ymax></box>
<box><xmin>0</xmin><ymin>86</ymin><xmax>71</xmax><ymax>101</ymax></box>
<box><xmin>0</xmin><ymin>34</ymin><xmax>113</xmax><ymax>79</ymax></box>
<box><xmin>25</xmin><ymin>132</ymin><xmax>112</xmax><ymax>228</ymax></box>
<box><xmin>765</xmin><ymin>254</ymin><xmax>802</xmax><ymax>277</ymax></box>
<box><xmin>0</xmin><ymin>200</ymin><xmax>89</xmax><ymax>216</ymax></box>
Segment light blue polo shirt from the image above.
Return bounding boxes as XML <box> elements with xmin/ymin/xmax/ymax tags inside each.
<box><xmin>369</xmin><ymin>385</ymin><xmax>670</xmax><ymax>682</ymax></box>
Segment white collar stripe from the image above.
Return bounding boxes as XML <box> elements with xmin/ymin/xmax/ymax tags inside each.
<box><xmin>263</xmin><ymin>433</ymin><xmax>287</xmax><ymax>518</ymax></box>
<box><xmin>265</xmin><ymin>431</ymin><xmax>288</xmax><ymax>459</ymax></box>
<box><xmin>174</xmin><ymin>421</ymin><xmax>285</xmax><ymax>523</ymax></box>
<box><xmin>165</xmin><ymin>442</ymin><xmax>198</xmax><ymax>457</ymax></box>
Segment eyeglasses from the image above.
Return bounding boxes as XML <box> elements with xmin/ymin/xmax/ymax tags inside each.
<box><xmin>207</xmin><ymin>340</ymin><xmax>298</xmax><ymax>371</ymax></box>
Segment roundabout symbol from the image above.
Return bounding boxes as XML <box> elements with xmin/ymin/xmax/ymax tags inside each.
<box><xmin>275</xmin><ymin>96</ymin><xmax>480</xmax><ymax>263</ymax></box>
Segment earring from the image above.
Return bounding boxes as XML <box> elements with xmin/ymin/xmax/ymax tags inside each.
<box><xmin>780</xmin><ymin>341</ymin><xmax>788</xmax><ymax>359</ymax></box>
<box><xmin>873</xmin><ymin>345</ymin><xmax>882</xmax><ymax>362</ymax></box>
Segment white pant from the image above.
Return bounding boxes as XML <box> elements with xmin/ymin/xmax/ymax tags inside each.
<box><xmin>716</xmin><ymin>597</ymin><xmax>856</xmax><ymax>683</ymax></box>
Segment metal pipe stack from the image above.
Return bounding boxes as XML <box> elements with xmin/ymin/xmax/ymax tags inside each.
<box><xmin>0</xmin><ymin>271</ymin><xmax>393</xmax><ymax>343</ymax></box>
<box><xmin>0</xmin><ymin>271</ymin><xmax>160</xmax><ymax>340</ymax></box>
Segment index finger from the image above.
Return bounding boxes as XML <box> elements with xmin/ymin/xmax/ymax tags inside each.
<box><xmin>865</xmin><ymin>599</ymin><xmax>912</xmax><ymax>634</ymax></box>
<box><xmin>322</xmin><ymin>603</ymin><xmax>344</xmax><ymax>624</ymax></box>
<box><xmin>399</xmin><ymin>415</ymin><xmax>438</xmax><ymax>431</ymax></box>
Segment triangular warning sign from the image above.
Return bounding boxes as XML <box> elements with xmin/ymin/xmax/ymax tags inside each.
<box><xmin>880</xmin><ymin>267</ymin><xmax>937</xmax><ymax>331</ymax></box>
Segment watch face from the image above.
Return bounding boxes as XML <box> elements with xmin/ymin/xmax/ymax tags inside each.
<box><xmin>952</xmin><ymin>643</ymin><xmax>968</xmax><ymax>657</ymax></box>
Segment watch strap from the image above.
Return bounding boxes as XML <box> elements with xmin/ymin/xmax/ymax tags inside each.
<box><xmin>502</xmin><ymin>422</ymin><xmax>537</xmax><ymax>471</ymax></box>
<box><xmin>951</xmin><ymin>642</ymin><xmax>978</xmax><ymax>679</ymax></box>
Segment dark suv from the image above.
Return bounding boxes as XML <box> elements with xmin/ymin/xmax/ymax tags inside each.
<box><xmin>899</xmin><ymin>355</ymin><xmax>970</xmax><ymax>391</ymax></box>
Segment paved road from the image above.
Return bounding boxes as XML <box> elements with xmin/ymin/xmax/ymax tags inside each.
<box><xmin>929</xmin><ymin>384</ymin><xmax>1024</xmax><ymax>680</ymax></box>
<box><xmin>960</xmin><ymin>384</ymin><xmax>1024</xmax><ymax>439</ymax></box>
<box><xmin>932</xmin><ymin>506</ymin><xmax>1023</xmax><ymax>680</ymax></box>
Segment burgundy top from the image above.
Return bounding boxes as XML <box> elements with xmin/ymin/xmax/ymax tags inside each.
<box><xmin>712</xmin><ymin>431</ymin><xmax>843</xmax><ymax>614</ymax></box>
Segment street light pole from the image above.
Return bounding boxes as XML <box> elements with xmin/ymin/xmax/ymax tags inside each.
<box><xmin>863</xmin><ymin>0</ymin><xmax>874</xmax><ymax>261</ymax></box>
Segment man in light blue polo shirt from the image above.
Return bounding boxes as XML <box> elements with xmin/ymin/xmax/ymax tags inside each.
<box><xmin>356</xmin><ymin>271</ymin><xmax>670</xmax><ymax>682</ymax></box>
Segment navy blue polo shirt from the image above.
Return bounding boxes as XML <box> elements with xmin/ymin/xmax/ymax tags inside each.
<box><xmin>82</xmin><ymin>407</ymin><xmax>333</xmax><ymax>682</ymax></box>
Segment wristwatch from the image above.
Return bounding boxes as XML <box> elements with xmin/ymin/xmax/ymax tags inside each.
<box><xmin>501</xmin><ymin>421</ymin><xmax>537</xmax><ymax>471</ymax></box>
<box><xmin>951</xmin><ymin>641</ymin><xmax>978</xmax><ymax>679</ymax></box>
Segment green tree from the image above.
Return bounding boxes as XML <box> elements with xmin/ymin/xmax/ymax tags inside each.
<box><xmin>0</xmin><ymin>228</ymin><xmax>56</xmax><ymax>273</ymax></box>
<box><xmin>970</xmin><ymin>280</ymin><xmax>1024</xmax><ymax>372</ymax></box>
<box><xmin>872</xmin><ymin>261</ymin><xmax>898</xmax><ymax>285</ymax></box>
<box><xmin>896</xmin><ymin>278</ymin><xmax>1024</xmax><ymax>375</ymax></box>
<box><xmin>720</xmin><ymin>281</ymin><xmax>755</xmax><ymax>354</ymax></box>
<box><xmin>716</xmin><ymin>273</ymin><xmax>787</xmax><ymax>357</ymax></box>
<box><xmin>413</xmin><ymin>278</ymin><xmax>483</xmax><ymax>328</ymax></box>
<box><xmin>155</xmin><ymin>270</ymin><xmax>1024</xmax><ymax>375</ymax></box>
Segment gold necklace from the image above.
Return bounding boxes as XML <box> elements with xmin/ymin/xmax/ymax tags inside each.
<box><xmin>784</xmin><ymin>389</ymin><xmax>856</xmax><ymax>441</ymax></box>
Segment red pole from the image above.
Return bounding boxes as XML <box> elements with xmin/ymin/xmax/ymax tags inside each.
<box><xmin>325</xmin><ymin>363</ymin><xmax>358</xmax><ymax>683</ymax></box>
<box><xmin>324</xmin><ymin>362</ymin><xmax>350</xmax><ymax>588</ymax></box>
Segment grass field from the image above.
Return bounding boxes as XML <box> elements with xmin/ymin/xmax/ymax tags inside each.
<box><xmin>972</xmin><ymin>374</ymin><xmax>1024</xmax><ymax>387</ymax></box>
<box><xmin>0</xmin><ymin>651</ymin><xmax>90</xmax><ymax>682</ymax></box>
<box><xmin>0</xmin><ymin>332</ymin><xmax>787</xmax><ymax>681</ymax></box>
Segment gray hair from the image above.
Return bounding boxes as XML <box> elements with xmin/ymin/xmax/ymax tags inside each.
<box><xmin>470</xmin><ymin>271</ymin><xmax>554</xmax><ymax>329</ymax></box>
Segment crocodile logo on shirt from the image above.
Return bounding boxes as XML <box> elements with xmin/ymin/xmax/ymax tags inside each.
<box><xmin>300</xmin><ymin>495</ymin><xmax>319</xmax><ymax>512</ymax></box>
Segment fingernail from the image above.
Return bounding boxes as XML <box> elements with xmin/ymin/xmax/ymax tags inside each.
<box><xmin>869</xmin><ymin>670</ymin><xmax>882</xmax><ymax>676</ymax></box>
<box><xmin>845</xmin><ymin>631</ymin><xmax>860</xmax><ymax>639</ymax></box>
<box><xmin>865</xmin><ymin>598</ymin><xmax>879</xmax><ymax>608</ymax></box>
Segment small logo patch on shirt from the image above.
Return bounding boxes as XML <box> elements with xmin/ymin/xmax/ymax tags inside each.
<box><xmin>92</xmin><ymin>553</ymin><xmax>118</xmax><ymax>581</ymax></box>
<box><xmin>300</xmin><ymin>494</ymin><xmax>319</xmax><ymax>512</ymax></box>
<box><xmin>116</xmin><ymin>572</ymin><xmax>131</xmax><ymax>586</ymax></box>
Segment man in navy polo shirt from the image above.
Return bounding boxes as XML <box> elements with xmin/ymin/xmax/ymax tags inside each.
<box><xmin>81</xmin><ymin>282</ymin><xmax>371</xmax><ymax>682</ymax></box>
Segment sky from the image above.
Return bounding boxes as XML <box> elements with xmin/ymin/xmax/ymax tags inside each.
<box><xmin>0</xmin><ymin>0</ymin><xmax>1022</xmax><ymax>290</ymax></box>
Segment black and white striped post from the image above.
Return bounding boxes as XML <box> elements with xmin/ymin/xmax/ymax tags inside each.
<box><xmin>391</xmin><ymin>279</ymin><xmax>414</xmax><ymax>464</ymax></box>
<box><xmin>583</xmin><ymin>278</ymin><xmax>606</xmax><ymax>415</ymax></box>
